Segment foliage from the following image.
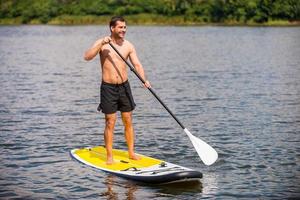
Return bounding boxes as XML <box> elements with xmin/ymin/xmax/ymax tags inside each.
<box><xmin>0</xmin><ymin>0</ymin><xmax>299</xmax><ymax>24</ymax></box>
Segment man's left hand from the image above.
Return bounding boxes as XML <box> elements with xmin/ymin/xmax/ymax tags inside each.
<box><xmin>144</xmin><ymin>80</ymin><xmax>151</xmax><ymax>88</ymax></box>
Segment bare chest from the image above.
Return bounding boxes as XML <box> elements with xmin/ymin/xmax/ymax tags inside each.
<box><xmin>100</xmin><ymin>45</ymin><xmax>130</xmax><ymax>62</ymax></box>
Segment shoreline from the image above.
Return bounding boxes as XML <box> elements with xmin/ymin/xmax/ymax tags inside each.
<box><xmin>1</xmin><ymin>14</ymin><xmax>299</xmax><ymax>27</ymax></box>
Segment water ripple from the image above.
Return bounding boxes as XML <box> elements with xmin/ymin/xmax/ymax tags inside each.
<box><xmin>1</xmin><ymin>26</ymin><xmax>300</xmax><ymax>199</ymax></box>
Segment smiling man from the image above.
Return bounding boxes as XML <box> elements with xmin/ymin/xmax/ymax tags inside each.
<box><xmin>84</xmin><ymin>16</ymin><xmax>151</xmax><ymax>165</ymax></box>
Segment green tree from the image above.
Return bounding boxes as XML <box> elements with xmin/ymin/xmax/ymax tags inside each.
<box><xmin>1</xmin><ymin>0</ymin><xmax>299</xmax><ymax>24</ymax></box>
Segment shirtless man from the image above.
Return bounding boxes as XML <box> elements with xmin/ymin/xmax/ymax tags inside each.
<box><xmin>84</xmin><ymin>16</ymin><xmax>151</xmax><ymax>165</ymax></box>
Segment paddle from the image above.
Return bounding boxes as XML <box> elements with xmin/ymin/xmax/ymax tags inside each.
<box><xmin>109</xmin><ymin>42</ymin><xmax>218</xmax><ymax>166</ymax></box>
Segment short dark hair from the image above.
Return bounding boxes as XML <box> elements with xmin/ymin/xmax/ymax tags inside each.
<box><xmin>109</xmin><ymin>16</ymin><xmax>126</xmax><ymax>29</ymax></box>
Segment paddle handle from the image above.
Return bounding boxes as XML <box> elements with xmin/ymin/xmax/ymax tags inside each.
<box><xmin>109</xmin><ymin>42</ymin><xmax>185</xmax><ymax>130</ymax></box>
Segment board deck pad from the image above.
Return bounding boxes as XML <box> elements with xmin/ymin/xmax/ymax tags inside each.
<box><xmin>70</xmin><ymin>146</ymin><xmax>202</xmax><ymax>184</ymax></box>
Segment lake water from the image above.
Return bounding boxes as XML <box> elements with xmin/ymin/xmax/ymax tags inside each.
<box><xmin>0</xmin><ymin>25</ymin><xmax>299</xmax><ymax>199</ymax></box>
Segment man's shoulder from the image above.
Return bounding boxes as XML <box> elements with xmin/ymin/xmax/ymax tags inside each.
<box><xmin>124</xmin><ymin>39</ymin><xmax>133</xmax><ymax>46</ymax></box>
<box><xmin>124</xmin><ymin>40</ymin><xmax>135</xmax><ymax>52</ymax></box>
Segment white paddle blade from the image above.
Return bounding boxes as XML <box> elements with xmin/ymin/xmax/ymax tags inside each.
<box><xmin>184</xmin><ymin>128</ymin><xmax>218</xmax><ymax>166</ymax></box>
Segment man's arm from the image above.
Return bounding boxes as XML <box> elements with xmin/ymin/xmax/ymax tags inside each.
<box><xmin>84</xmin><ymin>37</ymin><xmax>111</xmax><ymax>61</ymax></box>
<box><xmin>129</xmin><ymin>45</ymin><xmax>151</xmax><ymax>88</ymax></box>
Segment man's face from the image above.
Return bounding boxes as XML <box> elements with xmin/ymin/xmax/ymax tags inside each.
<box><xmin>111</xmin><ymin>21</ymin><xmax>126</xmax><ymax>39</ymax></box>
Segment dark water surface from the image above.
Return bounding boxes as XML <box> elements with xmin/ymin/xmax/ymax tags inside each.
<box><xmin>1</xmin><ymin>26</ymin><xmax>299</xmax><ymax>199</ymax></box>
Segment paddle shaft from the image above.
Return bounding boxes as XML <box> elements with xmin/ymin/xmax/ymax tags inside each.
<box><xmin>109</xmin><ymin>42</ymin><xmax>185</xmax><ymax>130</ymax></box>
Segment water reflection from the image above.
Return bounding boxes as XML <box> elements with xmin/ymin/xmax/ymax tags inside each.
<box><xmin>100</xmin><ymin>174</ymin><xmax>203</xmax><ymax>199</ymax></box>
<box><xmin>201</xmin><ymin>173</ymin><xmax>219</xmax><ymax>197</ymax></box>
<box><xmin>101</xmin><ymin>175</ymin><xmax>138</xmax><ymax>200</ymax></box>
<box><xmin>156</xmin><ymin>180</ymin><xmax>203</xmax><ymax>195</ymax></box>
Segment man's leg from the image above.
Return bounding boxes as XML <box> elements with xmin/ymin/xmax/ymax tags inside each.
<box><xmin>121</xmin><ymin>111</ymin><xmax>140</xmax><ymax>160</ymax></box>
<box><xmin>104</xmin><ymin>113</ymin><xmax>117</xmax><ymax>165</ymax></box>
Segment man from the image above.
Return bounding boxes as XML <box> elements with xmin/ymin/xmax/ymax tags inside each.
<box><xmin>84</xmin><ymin>16</ymin><xmax>151</xmax><ymax>165</ymax></box>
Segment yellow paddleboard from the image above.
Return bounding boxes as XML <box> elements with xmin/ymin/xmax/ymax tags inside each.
<box><xmin>70</xmin><ymin>146</ymin><xmax>202</xmax><ymax>184</ymax></box>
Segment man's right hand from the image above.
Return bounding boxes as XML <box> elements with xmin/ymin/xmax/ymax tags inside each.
<box><xmin>101</xmin><ymin>36</ymin><xmax>111</xmax><ymax>45</ymax></box>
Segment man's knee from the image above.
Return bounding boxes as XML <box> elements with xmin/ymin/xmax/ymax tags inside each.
<box><xmin>121</xmin><ymin>112</ymin><xmax>133</xmax><ymax>125</ymax></box>
<box><xmin>105</xmin><ymin>114</ymin><xmax>116</xmax><ymax>129</ymax></box>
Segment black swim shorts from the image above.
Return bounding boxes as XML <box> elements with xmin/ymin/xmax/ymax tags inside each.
<box><xmin>98</xmin><ymin>80</ymin><xmax>136</xmax><ymax>114</ymax></box>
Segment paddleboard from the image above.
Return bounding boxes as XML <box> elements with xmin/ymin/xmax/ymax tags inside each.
<box><xmin>70</xmin><ymin>146</ymin><xmax>202</xmax><ymax>184</ymax></box>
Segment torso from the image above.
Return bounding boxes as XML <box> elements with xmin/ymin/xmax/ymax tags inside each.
<box><xmin>99</xmin><ymin>40</ymin><xmax>133</xmax><ymax>84</ymax></box>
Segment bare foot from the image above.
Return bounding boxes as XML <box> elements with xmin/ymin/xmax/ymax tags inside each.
<box><xmin>106</xmin><ymin>157</ymin><xmax>115</xmax><ymax>165</ymax></box>
<box><xmin>129</xmin><ymin>154</ymin><xmax>141</xmax><ymax>161</ymax></box>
